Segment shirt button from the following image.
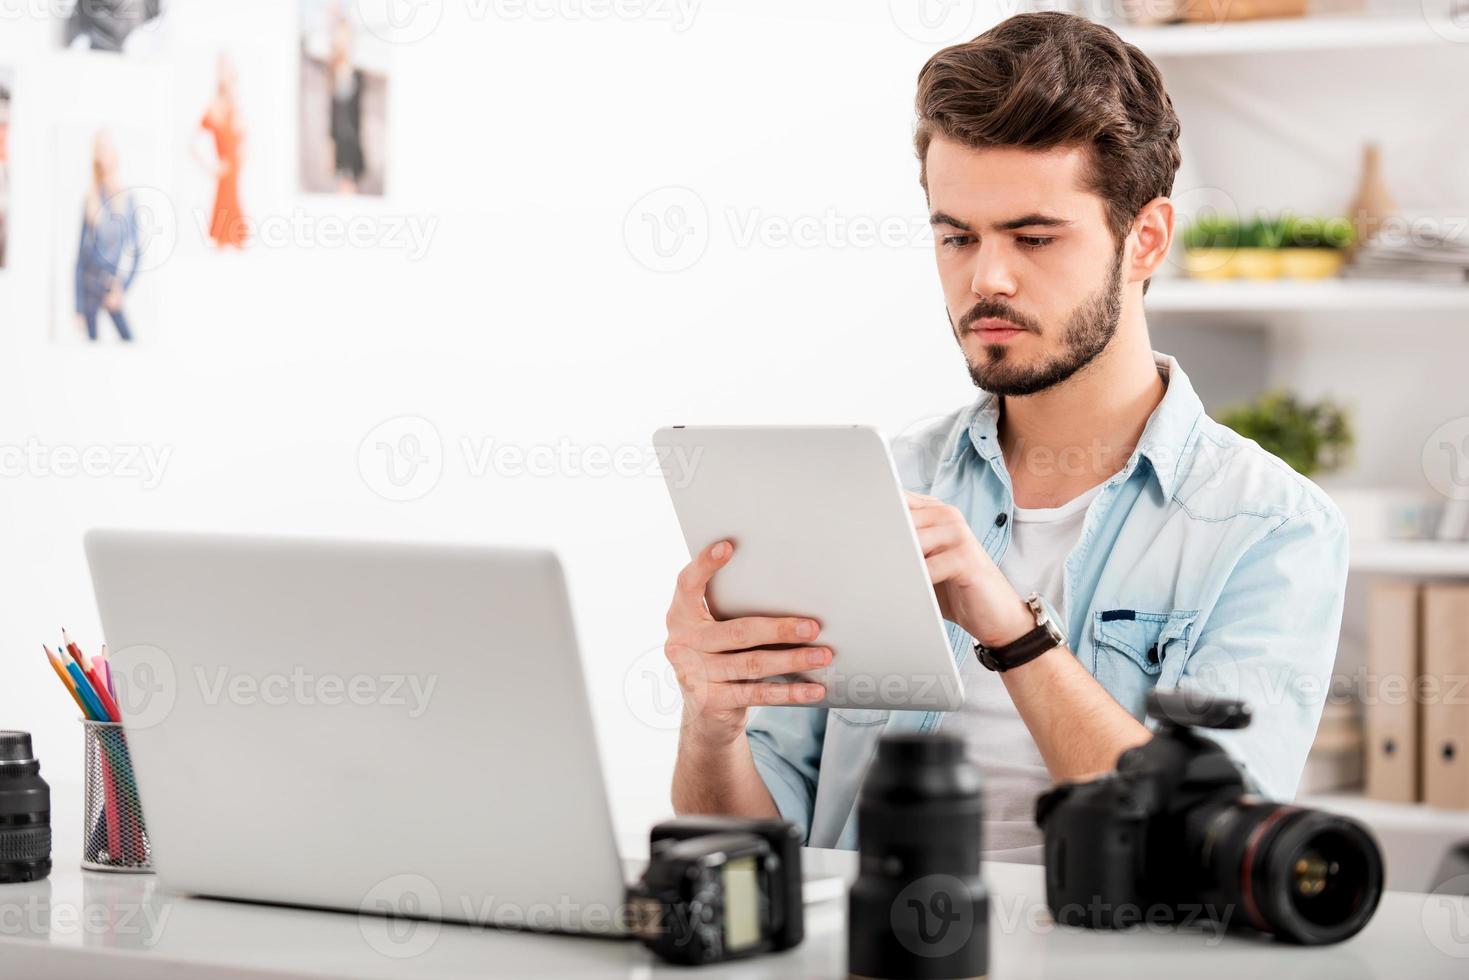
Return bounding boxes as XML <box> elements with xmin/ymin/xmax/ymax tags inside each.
<box><xmin>994</xmin><ymin>513</ymin><xmax>1008</xmax><ymax>527</ymax></box>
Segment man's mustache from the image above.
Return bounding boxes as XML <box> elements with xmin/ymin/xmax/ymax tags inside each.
<box><xmin>958</xmin><ymin>301</ymin><xmax>1037</xmax><ymax>333</ymax></box>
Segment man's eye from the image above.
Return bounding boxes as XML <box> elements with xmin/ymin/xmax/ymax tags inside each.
<box><xmin>1017</xmin><ymin>236</ymin><xmax>1054</xmax><ymax>250</ymax></box>
<box><xmin>940</xmin><ymin>235</ymin><xmax>972</xmax><ymax>250</ymax></box>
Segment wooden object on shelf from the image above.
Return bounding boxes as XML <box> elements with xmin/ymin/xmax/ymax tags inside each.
<box><xmin>1365</xmin><ymin>581</ymin><xmax>1421</xmax><ymax>803</ymax></box>
<box><xmin>1346</xmin><ymin>142</ymin><xmax>1398</xmax><ymax>251</ymax></box>
<box><xmin>1422</xmin><ymin>584</ymin><xmax>1469</xmax><ymax>810</ymax></box>
<box><xmin>1180</xmin><ymin>0</ymin><xmax>1308</xmax><ymax>22</ymax></box>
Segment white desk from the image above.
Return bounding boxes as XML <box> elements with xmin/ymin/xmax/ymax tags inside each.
<box><xmin>3</xmin><ymin>844</ymin><xmax>1469</xmax><ymax>979</ymax></box>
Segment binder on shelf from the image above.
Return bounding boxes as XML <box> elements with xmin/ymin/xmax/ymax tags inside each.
<box><xmin>1365</xmin><ymin>581</ymin><xmax>1421</xmax><ymax>803</ymax></box>
<box><xmin>1422</xmin><ymin>584</ymin><xmax>1469</xmax><ymax>810</ymax></box>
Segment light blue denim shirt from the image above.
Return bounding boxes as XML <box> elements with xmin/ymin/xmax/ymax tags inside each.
<box><xmin>746</xmin><ymin>350</ymin><xmax>1350</xmax><ymax>850</ymax></box>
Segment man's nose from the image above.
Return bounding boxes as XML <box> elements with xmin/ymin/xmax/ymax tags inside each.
<box><xmin>969</xmin><ymin>241</ymin><xmax>1017</xmax><ymax>299</ymax></box>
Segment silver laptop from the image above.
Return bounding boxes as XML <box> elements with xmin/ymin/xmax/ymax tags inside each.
<box><xmin>84</xmin><ymin>529</ymin><xmax>840</xmax><ymax>936</ymax></box>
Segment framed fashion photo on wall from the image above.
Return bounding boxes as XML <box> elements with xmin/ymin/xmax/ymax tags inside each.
<box><xmin>55</xmin><ymin>0</ymin><xmax>170</xmax><ymax>57</ymax></box>
<box><xmin>50</xmin><ymin>123</ymin><xmax>170</xmax><ymax>346</ymax></box>
<box><xmin>174</xmin><ymin>42</ymin><xmax>279</xmax><ymax>256</ymax></box>
<box><xmin>0</xmin><ymin>67</ymin><xmax>12</xmax><ymax>273</ymax></box>
<box><xmin>298</xmin><ymin>0</ymin><xmax>388</xmax><ymax>197</ymax></box>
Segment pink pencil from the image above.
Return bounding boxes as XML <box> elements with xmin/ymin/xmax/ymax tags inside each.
<box><xmin>96</xmin><ymin>644</ymin><xmax>116</xmax><ymax>701</ymax></box>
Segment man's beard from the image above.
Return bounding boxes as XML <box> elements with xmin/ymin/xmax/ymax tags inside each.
<box><xmin>954</xmin><ymin>247</ymin><xmax>1125</xmax><ymax>397</ymax></box>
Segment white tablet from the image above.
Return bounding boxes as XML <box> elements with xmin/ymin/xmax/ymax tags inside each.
<box><xmin>654</xmin><ymin>425</ymin><xmax>964</xmax><ymax>712</ymax></box>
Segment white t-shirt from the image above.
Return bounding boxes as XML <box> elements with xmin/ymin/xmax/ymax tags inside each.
<box><xmin>938</xmin><ymin>480</ymin><xmax>1105</xmax><ymax>864</ymax></box>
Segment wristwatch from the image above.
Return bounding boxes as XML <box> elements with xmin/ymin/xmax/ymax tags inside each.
<box><xmin>973</xmin><ymin>591</ymin><xmax>1067</xmax><ymax>672</ymax></box>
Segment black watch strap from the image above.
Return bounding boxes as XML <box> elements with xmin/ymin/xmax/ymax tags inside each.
<box><xmin>974</xmin><ymin>622</ymin><xmax>1061</xmax><ymax>672</ymax></box>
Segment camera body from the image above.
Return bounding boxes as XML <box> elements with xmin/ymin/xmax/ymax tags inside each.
<box><xmin>628</xmin><ymin>815</ymin><xmax>802</xmax><ymax>966</ymax></box>
<box><xmin>1035</xmin><ymin>689</ymin><xmax>1383</xmax><ymax>945</ymax></box>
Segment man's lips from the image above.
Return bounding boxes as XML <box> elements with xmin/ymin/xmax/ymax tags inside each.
<box><xmin>968</xmin><ymin>317</ymin><xmax>1027</xmax><ymax>339</ymax></box>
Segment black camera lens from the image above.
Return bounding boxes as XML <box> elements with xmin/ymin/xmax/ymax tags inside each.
<box><xmin>1193</xmin><ymin>801</ymin><xmax>1382</xmax><ymax>945</ymax></box>
<box><xmin>848</xmin><ymin>733</ymin><xmax>988</xmax><ymax>980</ymax></box>
<box><xmin>0</xmin><ymin>731</ymin><xmax>52</xmax><ymax>884</ymax></box>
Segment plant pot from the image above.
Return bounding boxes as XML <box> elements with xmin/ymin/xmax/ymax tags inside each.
<box><xmin>1278</xmin><ymin>248</ymin><xmax>1346</xmax><ymax>280</ymax></box>
<box><xmin>1231</xmin><ymin>247</ymin><xmax>1284</xmax><ymax>280</ymax></box>
<box><xmin>1182</xmin><ymin>247</ymin><xmax>1238</xmax><ymax>280</ymax></box>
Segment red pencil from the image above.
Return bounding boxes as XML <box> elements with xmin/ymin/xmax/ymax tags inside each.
<box><xmin>63</xmin><ymin>629</ymin><xmax>121</xmax><ymax>723</ymax></box>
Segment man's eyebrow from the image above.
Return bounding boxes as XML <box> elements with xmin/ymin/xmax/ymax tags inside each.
<box><xmin>928</xmin><ymin>211</ymin><xmax>1074</xmax><ymax>231</ymax></box>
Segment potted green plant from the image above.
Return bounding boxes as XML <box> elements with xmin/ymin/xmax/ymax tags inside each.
<box><xmin>1180</xmin><ymin>213</ymin><xmax>1240</xmax><ymax>280</ymax></box>
<box><xmin>1218</xmin><ymin>390</ymin><xmax>1353</xmax><ymax>478</ymax></box>
<box><xmin>1276</xmin><ymin>213</ymin><xmax>1355</xmax><ymax>280</ymax></box>
<box><xmin>1230</xmin><ymin>215</ymin><xmax>1289</xmax><ymax>280</ymax></box>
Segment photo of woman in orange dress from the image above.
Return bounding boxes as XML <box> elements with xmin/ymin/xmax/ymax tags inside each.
<box><xmin>193</xmin><ymin>52</ymin><xmax>246</xmax><ymax>249</ymax></box>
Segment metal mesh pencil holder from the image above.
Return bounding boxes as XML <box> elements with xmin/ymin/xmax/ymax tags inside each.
<box><xmin>82</xmin><ymin>720</ymin><xmax>153</xmax><ymax>873</ymax></box>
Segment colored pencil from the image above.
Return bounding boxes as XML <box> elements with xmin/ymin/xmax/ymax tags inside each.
<box><xmin>63</xmin><ymin>629</ymin><xmax>120</xmax><ymax>722</ymax></box>
<box><xmin>44</xmin><ymin>645</ymin><xmax>90</xmax><ymax>718</ymax></box>
<box><xmin>65</xmin><ymin>661</ymin><xmax>107</xmax><ymax>722</ymax></box>
<box><xmin>97</xmin><ymin>644</ymin><xmax>117</xmax><ymax>701</ymax></box>
<box><xmin>96</xmin><ymin>737</ymin><xmax>124</xmax><ymax>858</ymax></box>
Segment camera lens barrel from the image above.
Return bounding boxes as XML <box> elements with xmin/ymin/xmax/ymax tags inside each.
<box><xmin>1192</xmin><ymin>801</ymin><xmax>1383</xmax><ymax>945</ymax></box>
<box><xmin>0</xmin><ymin>731</ymin><xmax>52</xmax><ymax>884</ymax></box>
<box><xmin>848</xmin><ymin>733</ymin><xmax>988</xmax><ymax>980</ymax></box>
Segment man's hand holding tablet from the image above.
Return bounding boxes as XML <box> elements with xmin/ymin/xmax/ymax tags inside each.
<box><xmin>662</xmin><ymin>539</ymin><xmax>832</xmax><ymax>748</ymax></box>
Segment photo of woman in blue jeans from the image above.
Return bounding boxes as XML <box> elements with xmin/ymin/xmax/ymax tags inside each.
<box><xmin>74</xmin><ymin>130</ymin><xmax>139</xmax><ymax>343</ymax></box>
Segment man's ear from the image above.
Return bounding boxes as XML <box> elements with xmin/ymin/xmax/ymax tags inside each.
<box><xmin>1128</xmin><ymin>197</ymin><xmax>1175</xmax><ymax>285</ymax></box>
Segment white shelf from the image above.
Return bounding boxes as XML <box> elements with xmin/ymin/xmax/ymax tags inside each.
<box><xmin>1146</xmin><ymin>277</ymin><xmax>1469</xmax><ymax>314</ymax></box>
<box><xmin>1116</xmin><ymin>13</ymin><xmax>1468</xmax><ymax>57</ymax></box>
<box><xmin>1351</xmin><ymin>540</ymin><xmax>1469</xmax><ymax>576</ymax></box>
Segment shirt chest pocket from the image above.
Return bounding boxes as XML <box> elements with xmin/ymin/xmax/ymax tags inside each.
<box><xmin>1090</xmin><ymin>608</ymin><xmax>1199</xmax><ymax>711</ymax></box>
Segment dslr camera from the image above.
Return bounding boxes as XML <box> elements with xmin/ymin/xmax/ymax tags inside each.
<box><xmin>627</xmin><ymin>815</ymin><xmax>803</xmax><ymax>966</ymax></box>
<box><xmin>1035</xmin><ymin>689</ymin><xmax>1383</xmax><ymax>945</ymax></box>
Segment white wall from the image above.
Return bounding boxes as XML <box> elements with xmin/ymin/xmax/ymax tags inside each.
<box><xmin>0</xmin><ymin>0</ymin><xmax>994</xmax><ymax>840</ymax></box>
<box><xmin>1</xmin><ymin>1</ymin><xmax>1464</xmax><ymax>844</ymax></box>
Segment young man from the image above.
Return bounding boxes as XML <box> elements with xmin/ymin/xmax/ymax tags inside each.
<box><xmin>662</xmin><ymin>12</ymin><xmax>1348</xmax><ymax>862</ymax></box>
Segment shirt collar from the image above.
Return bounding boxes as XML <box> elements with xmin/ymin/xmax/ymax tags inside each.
<box><xmin>961</xmin><ymin>350</ymin><xmax>1204</xmax><ymax>499</ymax></box>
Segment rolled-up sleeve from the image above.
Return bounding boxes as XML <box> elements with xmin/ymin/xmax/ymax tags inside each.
<box><xmin>746</xmin><ymin>704</ymin><xmax>828</xmax><ymax>844</ymax></box>
<box><xmin>1155</xmin><ymin>503</ymin><xmax>1350</xmax><ymax>801</ymax></box>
